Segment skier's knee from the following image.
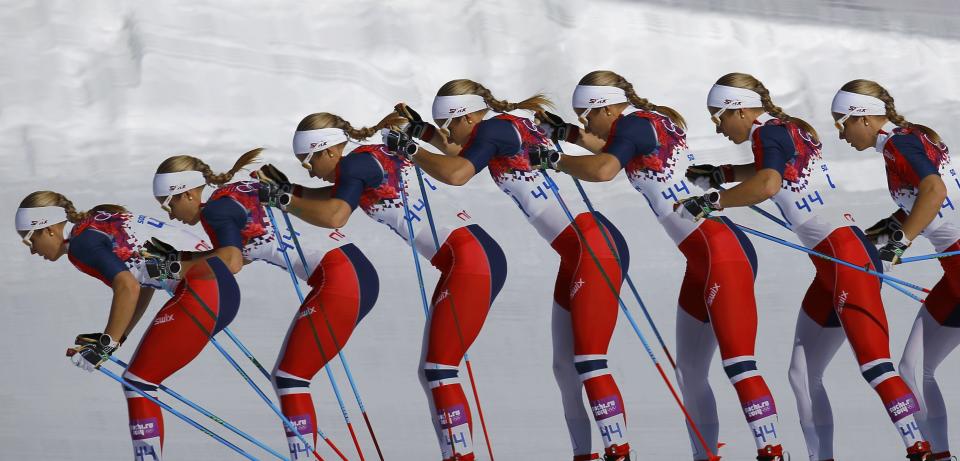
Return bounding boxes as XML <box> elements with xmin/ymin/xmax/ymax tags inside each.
<box><xmin>723</xmin><ymin>355</ymin><xmax>759</xmax><ymax>386</ymax></box>
<box><xmin>573</xmin><ymin>354</ymin><xmax>609</xmax><ymax>382</ymax></box>
<box><xmin>273</xmin><ymin>369</ymin><xmax>311</xmax><ymax>395</ymax></box>
<box><xmin>422</xmin><ymin>362</ymin><xmax>459</xmax><ymax>388</ymax></box>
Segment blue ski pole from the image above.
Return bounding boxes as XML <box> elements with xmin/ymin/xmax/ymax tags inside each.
<box><xmin>109</xmin><ymin>356</ymin><xmax>289</xmax><ymax>460</ymax></box>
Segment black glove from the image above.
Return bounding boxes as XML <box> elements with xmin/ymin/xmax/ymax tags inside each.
<box><xmin>686</xmin><ymin>164</ymin><xmax>733</xmax><ymax>190</ymax></box>
<box><xmin>395</xmin><ymin>103</ymin><xmax>437</xmax><ymax>142</ymax></box>
<box><xmin>142</xmin><ymin>238</ymin><xmax>183</xmax><ymax>280</ymax></box>
<box><xmin>382</xmin><ymin>129</ymin><xmax>419</xmax><ymax>159</ymax></box>
<box><xmin>529</xmin><ymin>145</ymin><xmax>561</xmax><ymax>171</ymax></box>
<box><xmin>878</xmin><ymin>230</ymin><xmax>911</xmax><ymax>272</ymax></box>
<box><xmin>76</xmin><ymin>332</ymin><xmax>126</xmax><ymax>349</ymax></box>
<box><xmin>864</xmin><ymin>214</ymin><xmax>904</xmax><ymax>245</ymax></box>
<box><xmin>676</xmin><ymin>191</ymin><xmax>722</xmax><ymax>222</ymax></box>
<box><xmin>68</xmin><ymin>333</ymin><xmax>118</xmax><ymax>372</ymax></box>
<box><xmin>256</xmin><ymin>164</ymin><xmax>294</xmax><ymax>210</ymax></box>
<box><xmin>537</xmin><ymin>111</ymin><xmax>580</xmax><ymax>144</ymax></box>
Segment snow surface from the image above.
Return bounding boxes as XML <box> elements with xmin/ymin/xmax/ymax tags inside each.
<box><xmin>2</xmin><ymin>1</ymin><xmax>959</xmax><ymax>459</ymax></box>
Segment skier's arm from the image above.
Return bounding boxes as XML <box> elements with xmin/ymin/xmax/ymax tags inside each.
<box><xmin>287</xmin><ymin>196</ymin><xmax>353</xmax><ymax>229</ymax></box>
<box><xmin>287</xmin><ymin>154</ymin><xmax>378</xmax><ymax>228</ymax></box>
<box><xmin>561</xmin><ymin>115</ymin><xmax>657</xmax><ymax>182</ymax></box>
<box><xmin>123</xmin><ymin>287</ymin><xmax>155</xmax><ymax>338</ymax></box>
<box><xmin>717</xmin><ymin>125</ymin><xmax>791</xmax><ymax>208</ymax></box>
<box><xmin>103</xmin><ymin>271</ymin><xmax>140</xmax><ymax>341</ymax></box>
<box><xmin>294</xmin><ymin>185</ymin><xmax>334</xmax><ymax>200</ymax></box>
<box><xmin>412</xmin><ymin>150</ymin><xmax>477</xmax><ymax>186</ymax></box>
<box><xmin>892</xmin><ymin>133</ymin><xmax>948</xmax><ymax>241</ymax></box>
<box><xmin>557</xmin><ymin>154</ymin><xmax>622</xmax><ymax>182</ymax></box>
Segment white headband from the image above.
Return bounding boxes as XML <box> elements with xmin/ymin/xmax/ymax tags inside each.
<box><xmin>572</xmin><ymin>85</ymin><xmax>629</xmax><ymax>109</ymax></box>
<box><xmin>153</xmin><ymin>171</ymin><xmax>207</xmax><ymax>197</ymax></box>
<box><xmin>431</xmin><ymin>95</ymin><xmax>488</xmax><ymax>120</ymax></box>
<box><xmin>292</xmin><ymin>128</ymin><xmax>350</xmax><ymax>156</ymax></box>
<box><xmin>831</xmin><ymin>90</ymin><xmax>886</xmax><ymax>116</ymax></box>
<box><xmin>707</xmin><ymin>84</ymin><xmax>763</xmax><ymax>109</ymax></box>
<box><xmin>15</xmin><ymin>206</ymin><xmax>67</xmax><ymax>231</ymax></box>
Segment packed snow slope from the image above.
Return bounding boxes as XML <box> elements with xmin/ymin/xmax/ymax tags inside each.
<box><xmin>1</xmin><ymin>1</ymin><xmax>959</xmax><ymax>459</ymax></box>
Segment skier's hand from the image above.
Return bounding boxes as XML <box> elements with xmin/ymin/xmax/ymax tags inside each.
<box><xmin>675</xmin><ymin>191</ymin><xmax>722</xmax><ymax>222</ymax></box>
<box><xmin>382</xmin><ymin>129</ymin><xmax>419</xmax><ymax>160</ymax></box>
<box><xmin>256</xmin><ymin>164</ymin><xmax>294</xmax><ymax>210</ymax></box>
<box><xmin>686</xmin><ymin>164</ymin><xmax>732</xmax><ymax>191</ymax></box>
<box><xmin>878</xmin><ymin>230</ymin><xmax>911</xmax><ymax>272</ymax></box>
<box><xmin>536</xmin><ymin>111</ymin><xmax>580</xmax><ymax>145</ymax></box>
<box><xmin>528</xmin><ymin>145</ymin><xmax>560</xmax><ymax>171</ymax></box>
<box><xmin>67</xmin><ymin>334</ymin><xmax>118</xmax><ymax>372</ymax></box>
<box><xmin>75</xmin><ymin>332</ymin><xmax>125</xmax><ymax>349</ymax></box>
<box><xmin>142</xmin><ymin>238</ymin><xmax>183</xmax><ymax>281</ymax></box>
<box><xmin>395</xmin><ymin>103</ymin><xmax>437</xmax><ymax>142</ymax></box>
<box><xmin>864</xmin><ymin>215</ymin><xmax>903</xmax><ymax>246</ymax></box>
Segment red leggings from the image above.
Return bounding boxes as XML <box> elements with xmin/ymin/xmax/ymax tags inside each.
<box><xmin>925</xmin><ymin>239</ymin><xmax>960</xmax><ymax>326</ymax></box>
<box><xmin>677</xmin><ymin>217</ymin><xmax>780</xmax><ymax>452</ymax></box>
<box><xmin>551</xmin><ymin>212</ymin><xmax>630</xmax><ymax>455</ymax></box>
<box><xmin>122</xmin><ymin>257</ymin><xmax>240</xmax><ymax>460</ymax></box>
<box><xmin>801</xmin><ymin>227</ymin><xmax>919</xmax><ymax>422</ymax></box>
<box><xmin>271</xmin><ymin>244</ymin><xmax>378</xmax><ymax>458</ymax></box>
<box><xmin>420</xmin><ymin>224</ymin><xmax>506</xmax><ymax>460</ymax></box>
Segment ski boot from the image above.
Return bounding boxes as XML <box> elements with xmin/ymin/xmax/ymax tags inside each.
<box><xmin>604</xmin><ymin>444</ymin><xmax>631</xmax><ymax>461</ymax></box>
<box><xmin>932</xmin><ymin>451</ymin><xmax>956</xmax><ymax>461</ymax></box>
<box><xmin>757</xmin><ymin>444</ymin><xmax>787</xmax><ymax>461</ymax></box>
<box><xmin>443</xmin><ymin>453</ymin><xmax>475</xmax><ymax>461</ymax></box>
<box><xmin>573</xmin><ymin>454</ymin><xmax>600</xmax><ymax>461</ymax></box>
<box><xmin>907</xmin><ymin>441</ymin><xmax>934</xmax><ymax>460</ymax></box>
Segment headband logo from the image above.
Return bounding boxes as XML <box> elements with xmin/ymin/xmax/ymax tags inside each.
<box><xmin>588</xmin><ymin>97</ymin><xmax>608</xmax><ymax>105</ymax></box>
<box><xmin>310</xmin><ymin>141</ymin><xmax>329</xmax><ymax>150</ymax></box>
<box><xmin>448</xmin><ymin>107</ymin><xmax>467</xmax><ymax>115</ymax></box>
<box><xmin>31</xmin><ymin>219</ymin><xmax>49</xmax><ymax>226</ymax></box>
<box><xmin>848</xmin><ymin>106</ymin><xmax>868</xmax><ymax>114</ymax></box>
<box><xmin>723</xmin><ymin>99</ymin><xmax>744</xmax><ymax>107</ymax></box>
<box><xmin>168</xmin><ymin>184</ymin><xmax>188</xmax><ymax>192</ymax></box>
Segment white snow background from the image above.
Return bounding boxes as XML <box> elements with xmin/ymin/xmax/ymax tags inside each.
<box><xmin>1</xmin><ymin>1</ymin><xmax>959</xmax><ymax>459</ymax></box>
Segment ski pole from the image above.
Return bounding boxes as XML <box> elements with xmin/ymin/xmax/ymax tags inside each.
<box><xmin>279</xmin><ymin>209</ymin><xmax>385</xmax><ymax>461</ymax></box>
<box><xmin>67</xmin><ymin>350</ymin><xmax>259</xmax><ymax>461</ymax></box>
<box><xmin>715</xmin><ymin>186</ymin><xmax>928</xmax><ymax>303</ymax></box>
<box><xmin>554</xmin><ymin>139</ymin><xmax>677</xmax><ymax>370</ymax></box>
<box><xmin>540</xmin><ymin>170</ymin><xmax>720</xmax><ymax>461</ymax></box>
<box><xmin>264</xmin><ymin>206</ymin><xmax>367</xmax><ymax>461</ymax></box>
<box><xmin>899</xmin><ymin>250</ymin><xmax>960</xmax><ymax>264</ymax></box>
<box><xmin>395</xmin><ymin>170</ymin><xmax>463</xmax><ymax>459</ymax></box>
<box><xmin>109</xmin><ymin>355</ymin><xmax>289</xmax><ymax>461</ymax></box>
<box><xmin>169</xmin><ymin>282</ymin><xmax>339</xmax><ymax>461</ymax></box>
<box><xmin>412</xmin><ymin>165</ymin><xmax>495</xmax><ymax>460</ymax></box>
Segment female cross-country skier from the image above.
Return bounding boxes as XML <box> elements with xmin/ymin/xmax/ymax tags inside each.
<box><xmin>537</xmin><ymin>69</ymin><xmax>786</xmax><ymax>461</ymax></box>
<box><xmin>151</xmin><ymin>148</ymin><xmax>379</xmax><ymax>458</ymax></box>
<box><xmin>14</xmin><ymin>190</ymin><xmax>238</xmax><ymax>460</ymax></box>
<box><xmin>682</xmin><ymin>72</ymin><xmax>933</xmax><ymax>461</ymax></box>
<box><xmin>380</xmin><ymin>80</ymin><xmax>633</xmax><ymax>461</ymax></box>
<box><xmin>253</xmin><ymin>111</ymin><xmax>507</xmax><ymax>461</ymax></box>
<box><xmin>831</xmin><ymin>79</ymin><xmax>958</xmax><ymax>461</ymax></box>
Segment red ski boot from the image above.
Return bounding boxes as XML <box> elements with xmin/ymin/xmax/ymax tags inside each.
<box><xmin>573</xmin><ymin>454</ymin><xmax>600</xmax><ymax>461</ymax></box>
<box><xmin>757</xmin><ymin>444</ymin><xmax>786</xmax><ymax>461</ymax></box>
<box><xmin>604</xmin><ymin>443</ymin><xmax>631</xmax><ymax>461</ymax></box>
<box><xmin>907</xmin><ymin>441</ymin><xmax>934</xmax><ymax>461</ymax></box>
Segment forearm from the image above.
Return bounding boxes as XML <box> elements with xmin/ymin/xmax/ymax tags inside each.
<box><xmin>727</xmin><ymin>164</ymin><xmax>756</xmax><ymax>183</ymax></box>
<box><xmin>426</xmin><ymin>136</ymin><xmax>462</xmax><ymax>156</ymax></box>
<box><xmin>574</xmin><ymin>131</ymin><xmax>606</xmax><ymax>154</ymax></box>
<box><xmin>103</xmin><ymin>275</ymin><xmax>140</xmax><ymax>340</ymax></box>
<box><xmin>718</xmin><ymin>169</ymin><xmax>781</xmax><ymax>208</ymax></box>
<box><xmin>286</xmin><ymin>196</ymin><xmax>351</xmax><ymax>229</ymax></box>
<box><xmin>123</xmin><ymin>288</ymin><xmax>154</xmax><ymax>338</ymax></box>
<box><xmin>558</xmin><ymin>153</ymin><xmax>621</xmax><ymax>182</ymax></box>
<box><xmin>412</xmin><ymin>150</ymin><xmax>475</xmax><ymax>186</ymax></box>
<box><xmin>902</xmin><ymin>181</ymin><xmax>947</xmax><ymax>240</ymax></box>
<box><xmin>296</xmin><ymin>185</ymin><xmax>333</xmax><ymax>200</ymax></box>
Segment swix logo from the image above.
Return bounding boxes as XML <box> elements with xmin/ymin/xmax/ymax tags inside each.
<box><xmin>436</xmin><ymin>289</ymin><xmax>450</xmax><ymax>304</ymax></box>
<box><xmin>570</xmin><ymin>278</ymin><xmax>586</xmax><ymax>298</ymax></box>
<box><xmin>309</xmin><ymin>141</ymin><xmax>329</xmax><ymax>150</ymax></box>
<box><xmin>588</xmin><ymin>97</ymin><xmax>607</xmax><ymax>105</ymax></box>
<box><xmin>30</xmin><ymin>218</ymin><xmax>49</xmax><ymax>226</ymax></box>
<box><xmin>153</xmin><ymin>313</ymin><xmax>175</xmax><ymax>326</ymax></box>
<box><xmin>848</xmin><ymin>106</ymin><xmax>868</xmax><ymax>114</ymax></box>
<box><xmin>448</xmin><ymin>106</ymin><xmax>468</xmax><ymax>115</ymax></box>
<box><xmin>706</xmin><ymin>283</ymin><xmax>721</xmax><ymax>306</ymax></box>
<box><xmin>168</xmin><ymin>184</ymin><xmax>187</xmax><ymax>192</ymax></box>
<box><xmin>723</xmin><ymin>99</ymin><xmax>743</xmax><ymax>107</ymax></box>
<box><xmin>837</xmin><ymin>290</ymin><xmax>848</xmax><ymax>314</ymax></box>
<box><xmin>298</xmin><ymin>306</ymin><xmax>316</xmax><ymax>319</ymax></box>
<box><xmin>883</xmin><ymin>150</ymin><xmax>895</xmax><ymax>160</ymax></box>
